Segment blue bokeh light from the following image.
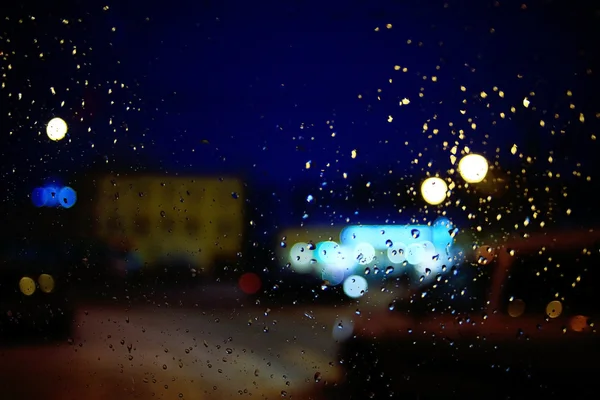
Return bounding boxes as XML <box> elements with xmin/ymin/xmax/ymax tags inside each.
<box><xmin>31</xmin><ymin>185</ymin><xmax>77</xmax><ymax>208</ymax></box>
<box><xmin>31</xmin><ymin>187</ymin><xmax>48</xmax><ymax>207</ymax></box>
<box><xmin>58</xmin><ymin>186</ymin><xmax>77</xmax><ymax>208</ymax></box>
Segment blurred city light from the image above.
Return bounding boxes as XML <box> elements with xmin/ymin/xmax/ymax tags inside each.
<box><xmin>352</xmin><ymin>242</ymin><xmax>376</xmax><ymax>265</ymax></box>
<box><xmin>342</xmin><ymin>275</ymin><xmax>368</xmax><ymax>298</ymax></box>
<box><xmin>421</xmin><ymin>177</ymin><xmax>448</xmax><ymax>205</ymax></box>
<box><xmin>38</xmin><ymin>274</ymin><xmax>55</xmax><ymax>293</ymax></box>
<box><xmin>46</xmin><ymin>117</ymin><xmax>68</xmax><ymax>141</ymax></box>
<box><xmin>19</xmin><ymin>277</ymin><xmax>36</xmax><ymax>296</ymax></box>
<box><xmin>58</xmin><ymin>186</ymin><xmax>77</xmax><ymax>208</ymax></box>
<box><xmin>31</xmin><ymin>185</ymin><xmax>77</xmax><ymax>208</ymax></box>
<box><xmin>289</xmin><ymin>242</ymin><xmax>314</xmax><ymax>272</ymax></box>
<box><xmin>238</xmin><ymin>272</ymin><xmax>262</xmax><ymax>294</ymax></box>
<box><xmin>458</xmin><ymin>153</ymin><xmax>488</xmax><ymax>183</ymax></box>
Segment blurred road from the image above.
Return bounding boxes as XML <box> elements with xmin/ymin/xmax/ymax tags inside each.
<box><xmin>0</xmin><ymin>285</ymin><xmax>353</xmax><ymax>400</ymax></box>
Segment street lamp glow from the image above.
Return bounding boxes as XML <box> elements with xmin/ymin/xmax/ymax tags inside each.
<box><xmin>46</xmin><ymin>117</ymin><xmax>68</xmax><ymax>141</ymax></box>
<box><xmin>421</xmin><ymin>177</ymin><xmax>447</xmax><ymax>205</ymax></box>
<box><xmin>458</xmin><ymin>154</ymin><xmax>488</xmax><ymax>183</ymax></box>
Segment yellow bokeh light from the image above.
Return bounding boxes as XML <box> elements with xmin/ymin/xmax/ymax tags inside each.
<box><xmin>421</xmin><ymin>177</ymin><xmax>448</xmax><ymax>205</ymax></box>
<box><xmin>508</xmin><ymin>299</ymin><xmax>526</xmax><ymax>318</ymax></box>
<box><xmin>19</xmin><ymin>277</ymin><xmax>36</xmax><ymax>296</ymax></box>
<box><xmin>546</xmin><ymin>300</ymin><xmax>563</xmax><ymax>318</ymax></box>
<box><xmin>38</xmin><ymin>273</ymin><xmax>55</xmax><ymax>293</ymax></box>
<box><xmin>458</xmin><ymin>153</ymin><xmax>488</xmax><ymax>183</ymax></box>
<box><xmin>46</xmin><ymin>117</ymin><xmax>68</xmax><ymax>141</ymax></box>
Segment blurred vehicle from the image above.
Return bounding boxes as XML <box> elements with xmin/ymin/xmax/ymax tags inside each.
<box><xmin>0</xmin><ymin>238</ymin><xmax>74</xmax><ymax>341</ymax></box>
<box><xmin>336</xmin><ymin>228</ymin><xmax>600</xmax><ymax>399</ymax></box>
<box><xmin>268</xmin><ymin>217</ymin><xmax>463</xmax><ymax>303</ymax></box>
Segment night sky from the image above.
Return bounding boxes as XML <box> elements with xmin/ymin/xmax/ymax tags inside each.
<box><xmin>1</xmin><ymin>0</ymin><xmax>598</xmax><ymax>225</ymax></box>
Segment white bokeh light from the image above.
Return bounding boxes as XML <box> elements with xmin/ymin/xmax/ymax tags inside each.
<box><xmin>406</xmin><ymin>243</ymin><xmax>428</xmax><ymax>265</ymax></box>
<box><xmin>322</xmin><ymin>264</ymin><xmax>345</xmax><ymax>286</ymax></box>
<box><xmin>316</xmin><ymin>241</ymin><xmax>340</xmax><ymax>264</ymax></box>
<box><xmin>421</xmin><ymin>177</ymin><xmax>448</xmax><ymax>205</ymax></box>
<box><xmin>343</xmin><ymin>275</ymin><xmax>368</xmax><ymax>298</ymax></box>
<box><xmin>46</xmin><ymin>117</ymin><xmax>68</xmax><ymax>141</ymax></box>
<box><xmin>387</xmin><ymin>242</ymin><xmax>407</xmax><ymax>264</ymax></box>
<box><xmin>458</xmin><ymin>153</ymin><xmax>488</xmax><ymax>183</ymax></box>
<box><xmin>353</xmin><ymin>242</ymin><xmax>375</xmax><ymax>265</ymax></box>
<box><xmin>289</xmin><ymin>242</ymin><xmax>314</xmax><ymax>273</ymax></box>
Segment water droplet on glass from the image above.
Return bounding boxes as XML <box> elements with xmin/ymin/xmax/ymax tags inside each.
<box><xmin>364</xmin><ymin>267</ymin><xmax>371</xmax><ymax>275</ymax></box>
<box><xmin>411</xmin><ymin>229</ymin><xmax>420</xmax><ymax>238</ymax></box>
<box><xmin>385</xmin><ymin>266</ymin><xmax>394</xmax><ymax>275</ymax></box>
<box><xmin>314</xmin><ymin>372</ymin><xmax>322</xmax><ymax>382</ymax></box>
<box><xmin>385</xmin><ymin>239</ymin><xmax>393</xmax><ymax>247</ymax></box>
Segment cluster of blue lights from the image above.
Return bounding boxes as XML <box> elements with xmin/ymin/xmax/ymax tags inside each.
<box><xmin>32</xmin><ymin>185</ymin><xmax>77</xmax><ymax>209</ymax></box>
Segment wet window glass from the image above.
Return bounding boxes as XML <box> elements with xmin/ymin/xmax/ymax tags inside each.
<box><xmin>1</xmin><ymin>0</ymin><xmax>599</xmax><ymax>399</ymax></box>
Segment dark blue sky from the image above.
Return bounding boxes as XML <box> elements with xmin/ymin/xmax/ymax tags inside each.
<box><xmin>1</xmin><ymin>0</ymin><xmax>598</xmax><ymax>191</ymax></box>
<box><xmin>109</xmin><ymin>0</ymin><xmax>599</xmax><ymax>182</ymax></box>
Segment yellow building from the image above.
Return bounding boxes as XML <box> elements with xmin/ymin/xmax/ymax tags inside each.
<box><xmin>94</xmin><ymin>174</ymin><xmax>244</xmax><ymax>272</ymax></box>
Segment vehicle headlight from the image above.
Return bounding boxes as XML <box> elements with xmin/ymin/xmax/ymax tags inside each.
<box><xmin>19</xmin><ymin>277</ymin><xmax>36</xmax><ymax>296</ymax></box>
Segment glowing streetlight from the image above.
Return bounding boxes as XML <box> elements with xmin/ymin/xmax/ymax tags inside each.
<box><xmin>458</xmin><ymin>153</ymin><xmax>488</xmax><ymax>183</ymax></box>
<box><xmin>46</xmin><ymin>117</ymin><xmax>68</xmax><ymax>141</ymax></box>
<box><xmin>421</xmin><ymin>177</ymin><xmax>448</xmax><ymax>205</ymax></box>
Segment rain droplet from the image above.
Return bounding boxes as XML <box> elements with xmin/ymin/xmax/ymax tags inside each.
<box><xmin>385</xmin><ymin>239</ymin><xmax>393</xmax><ymax>247</ymax></box>
<box><xmin>411</xmin><ymin>229</ymin><xmax>420</xmax><ymax>238</ymax></box>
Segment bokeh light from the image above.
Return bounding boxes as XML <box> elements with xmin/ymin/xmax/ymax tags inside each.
<box><xmin>342</xmin><ymin>275</ymin><xmax>368</xmax><ymax>298</ymax></box>
<box><xmin>46</xmin><ymin>117</ymin><xmax>68</xmax><ymax>141</ymax></box>
<box><xmin>32</xmin><ymin>185</ymin><xmax>76</xmax><ymax>208</ymax></box>
<box><xmin>458</xmin><ymin>154</ymin><xmax>488</xmax><ymax>183</ymax></box>
<box><xmin>289</xmin><ymin>242</ymin><xmax>314</xmax><ymax>272</ymax></box>
<box><xmin>352</xmin><ymin>242</ymin><xmax>375</xmax><ymax>265</ymax></box>
<box><xmin>321</xmin><ymin>264</ymin><xmax>345</xmax><ymax>286</ymax></box>
<box><xmin>570</xmin><ymin>315</ymin><xmax>589</xmax><ymax>332</ymax></box>
<box><xmin>315</xmin><ymin>241</ymin><xmax>341</xmax><ymax>264</ymax></box>
<box><xmin>546</xmin><ymin>300</ymin><xmax>563</xmax><ymax>318</ymax></box>
<box><xmin>58</xmin><ymin>186</ymin><xmax>77</xmax><ymax>208</ymax></box>
<box><xmin>406</xmin><ymin>242</ymin><xmax>429</xmax><ymax>265</ymax></box>
<box><xmin>38</xmin><ymin>274</ymin><xmax>55</xmax><ymax>293</ymax></box>
<box><xmin>508</xmin><ymin>299</ymin><xmax>526</xmax><ymax>317</ymax></box>
<box><xmin>387</xmin><ymin>242</ymin><xmax>407</xmax><ymax>264</ymax></box>
<box><xmin>19</xmin><ymin>277</ymin><xmax>36</xmax><ymax>296</ymax></box>
<box><xmin>421</xmin><ymin>177</ymin><xmax>448</xmax><ymax>205</ymax></box>
<box><xmin>238</xmin><ymin>272</ymin><xmax>262</xmax><ymax>295</ymax></box>
<box><xmin>31</xmin><ymin>187</ymin><xmax>48</xmax><ymax>207</ymax></box>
